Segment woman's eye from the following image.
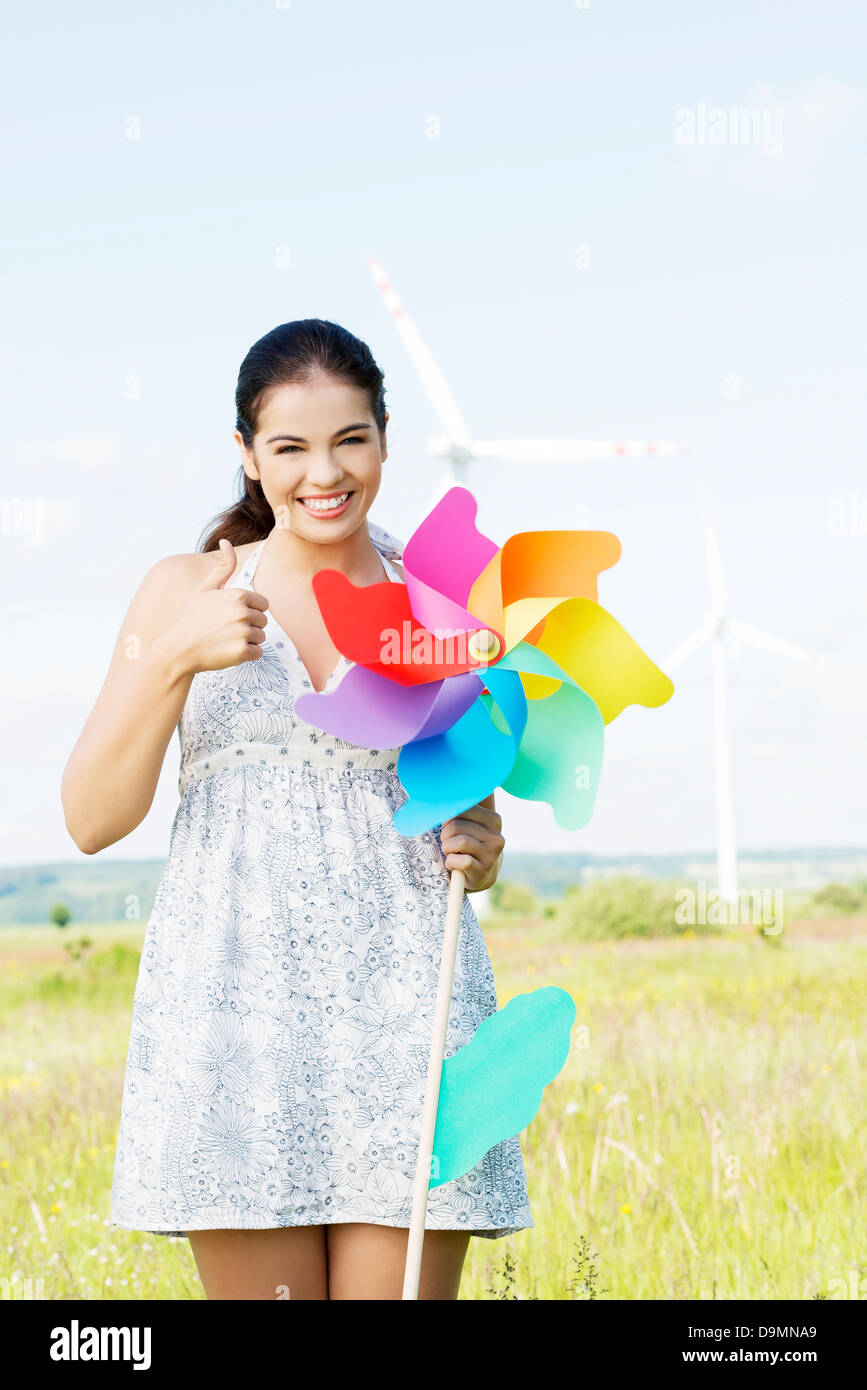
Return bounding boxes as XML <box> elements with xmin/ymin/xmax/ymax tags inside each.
<box><xmin>276</xmin><ymin>437</ymin><xmax>364</xmax><ymax>453</ymax></box>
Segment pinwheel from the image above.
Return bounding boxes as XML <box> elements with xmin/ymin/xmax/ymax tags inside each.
<box><xmin>295</xmin><ymin>486</ymin><xmax>673</xmax><ymax>1297</ymax></box>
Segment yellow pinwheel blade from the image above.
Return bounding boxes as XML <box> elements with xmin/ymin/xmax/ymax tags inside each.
<box><xmin>520</xmin><ymin>597</ymin><xmax>674</xmax><ymax>723</ymax></box>
<box><xmin>500</xmin><ymin>597</ymin><xmax>560</xmax><ymax>650</ymax></box>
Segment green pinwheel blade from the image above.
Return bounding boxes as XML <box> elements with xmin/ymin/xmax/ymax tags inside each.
<box><xmin>495</xmin><ymin>641</ymin><xmax>605</xmax><ymax>830</ymax></box>
<box><xmin>430</xmin><ymin>987</ymin><xmax>576</xmax><ymax>1188</ymax></box>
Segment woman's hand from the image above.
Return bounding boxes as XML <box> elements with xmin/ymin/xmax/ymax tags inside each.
<box><xmin>156</xmin><ymin>540</ymin><xmax>270</xmax><ymax>676</ymax></box>
<box><xmin>439</xmin><ymin>793</ymin><xmax>505</xmax><ymax>892</ymax></box>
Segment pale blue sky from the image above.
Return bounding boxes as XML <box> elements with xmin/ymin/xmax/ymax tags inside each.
<box><xmin>2</xmin><ymin>0</ymin><xmax>865</xmax><ymax>865</ymax></box>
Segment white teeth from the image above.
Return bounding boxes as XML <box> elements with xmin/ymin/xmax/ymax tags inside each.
<box><xmin>299</xmin><ymin>492</ymin><xmax>351</xmax><ymax>512</ymax></box>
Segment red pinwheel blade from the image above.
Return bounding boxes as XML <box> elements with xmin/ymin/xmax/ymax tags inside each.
<box><xmin>311</xmin><ymin>569</ymin><xmax>500</xmax><ymax>687</ymax></box>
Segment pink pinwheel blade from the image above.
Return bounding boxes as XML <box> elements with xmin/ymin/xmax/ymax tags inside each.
<box><xmin>402</xmin><ymin>487</ymin><xmax>500</xmax><ymax>636</ymax></box>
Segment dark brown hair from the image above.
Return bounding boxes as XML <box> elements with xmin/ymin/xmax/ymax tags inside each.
<box><xmin>197</xmin><ymin>318</ymin><xmax>387</xmax><ymax>553</ymax></box>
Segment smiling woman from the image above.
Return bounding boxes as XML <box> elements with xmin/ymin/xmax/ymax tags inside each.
<box><xmin>197</xmin><ymin>320</ymin><xmax>390</xmax><ymax>557</ymax></box>
<box><xmin>60</xmin><ymin>318</ymin><xmax>527</xmax><ymax>1302</ymax></box>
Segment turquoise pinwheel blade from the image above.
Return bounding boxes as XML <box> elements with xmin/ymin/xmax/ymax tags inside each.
<box><xmin>495</xmin><ymin>641</ymin><xmax>605</xmax><ymax>830</ymax></box>
<box><xmin>502</xmin><ymin>681</ymin><xmax>604</xmax><ymax>831</ymax></box>
<box><xmin>393</xmin><ymin>667</ymin><xmax>527</xmax><ymax>835</ymax></box>
<box><xmin>430</xmin><ymin>987</ymin><xmax>576</xmax><ymax>1189</ymax></box>
<box><xmin>496</xmin><ymin>639</ymin><xmax>575</xmax><ymax>684</ymax></box>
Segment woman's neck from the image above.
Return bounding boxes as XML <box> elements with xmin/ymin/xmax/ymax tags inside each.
<box><xmin>260</xmin><ymin>520</ymin><xmax>386</xmax><ymax>586</ymax></box>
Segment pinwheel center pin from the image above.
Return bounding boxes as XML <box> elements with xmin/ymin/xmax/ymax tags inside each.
<box><xmin>467</xmin><ymin>627</ymin><xmax>502</xmax><ymax>666</ymax></box>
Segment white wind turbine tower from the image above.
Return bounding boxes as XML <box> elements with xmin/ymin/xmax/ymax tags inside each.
<box><xmin>367</xmin><ymin>255</ymin><xmax>681</xmax><ymax>508</ymax></box>
<box><xmin>664</xmin><ymin>493</ymin><xmax>835</xmax><ymax>904</ymax></box>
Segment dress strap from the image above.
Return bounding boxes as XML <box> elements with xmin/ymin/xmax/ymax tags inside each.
<box><xmin>234</xmin><ymin>539</ymin><xmax>267</xmax><ymax>590</ymax></box>
<box><xmin>367</xmin><ymin>519</ymin><xmax>404</xmax><ymax>563</ymax></box>
<box><xmin>378</xmin><ymin>551</ymin><xmax>403</xmax><ymax>584</ymax></box>
<box><xmin>368</xmin><ymin>520</ymin><xmax>404</xmax><ymax>584</ymax></box>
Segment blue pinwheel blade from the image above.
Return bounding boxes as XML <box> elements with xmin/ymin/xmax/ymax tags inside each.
<box><xmin>393</xmin><ymin>668</ymin><xmax>528</xmax><ymax>835</ymax></box>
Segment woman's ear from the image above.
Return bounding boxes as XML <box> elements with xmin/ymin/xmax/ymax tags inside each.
<box><xmin>234</xmin><ymin>429</ymin><xmax>260</xmax><ymax>482</ymax></box>
<box><xmin>380</xmin><ymin>412</ymin><xmax>389</xmax><ymax>463</ymax></box>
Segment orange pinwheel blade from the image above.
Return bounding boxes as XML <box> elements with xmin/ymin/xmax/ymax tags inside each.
<box><xmin>468</xmin><ymin>530</ymin><xmax>622</xmax><ymax>649</ymax></box>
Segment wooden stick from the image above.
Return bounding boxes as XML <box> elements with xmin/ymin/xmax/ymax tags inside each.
<box><xmin>402</xmin><ymin>866</ymin><xmax>466</xmax><ymax>1300</ymax></box>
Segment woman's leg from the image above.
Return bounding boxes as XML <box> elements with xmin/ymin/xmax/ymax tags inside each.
<box><xmin>188</xmin><ymin>1226</ymin><xmax>328</xmax><ymax>1300</ymax></box>
<box><xmin>326</xmin><ymin>1223</ymin><xmax>470</xmax><ymax>1300</ymax></box>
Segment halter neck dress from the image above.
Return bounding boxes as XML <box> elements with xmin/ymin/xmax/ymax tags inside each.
<box><xmin>109</xmin><ymin>522</ymin><xmax>533</xmax><ymax>1240</ymax></box>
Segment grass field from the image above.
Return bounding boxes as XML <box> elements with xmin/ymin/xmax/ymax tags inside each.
<box><xmin>1</xmin><ymin>918</ymin><xmax>865</xmax><ymax>1300</ymax></box>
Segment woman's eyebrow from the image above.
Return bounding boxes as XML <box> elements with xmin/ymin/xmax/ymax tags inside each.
<box><xmin>266</xmin><ymin>422</ymin><xmax>372</xmax><ymax>444</ymax></box>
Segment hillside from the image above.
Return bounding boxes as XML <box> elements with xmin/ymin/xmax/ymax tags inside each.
<box><xmin>1</xmin><ymin>846</ymin><xmax>865</xmax><ymax>925</ymax></box>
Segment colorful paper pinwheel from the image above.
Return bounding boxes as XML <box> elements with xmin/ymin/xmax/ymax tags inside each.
<box><xmin>295</xmin><ymin>486</ymin><xmax>673</xmax><ymax>835</ymax></box>
<box><xmin>294</xmin><ymin>486</ymin><xmax>674</xmax><ymax>1298</ymax></box>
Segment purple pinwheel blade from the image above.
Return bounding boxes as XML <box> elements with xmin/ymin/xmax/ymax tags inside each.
<box><xmin>295</xmin><ymin>664</ymin><xmax>482</xmax><ymax>749</ymax></box>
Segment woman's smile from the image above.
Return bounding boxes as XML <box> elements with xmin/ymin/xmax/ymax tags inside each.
<box><xmin>296</xmin><ymin>489</ymin><xmax>356</xmax><ymax>518</ymax></box>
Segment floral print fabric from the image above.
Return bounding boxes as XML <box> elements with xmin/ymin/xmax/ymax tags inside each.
<box><xmin>109</xmin><ymin>524</ymin><xmax>533</xmax><ymax>1239</ymax></box>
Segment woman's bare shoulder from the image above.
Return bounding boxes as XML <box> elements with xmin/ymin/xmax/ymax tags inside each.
<box><xmin>129</xmin><ymin>540</ymin><xmax>264</xmax><ymax>626</ymax></box>
<box><xmin>144</xmin><ymin>539</ymin><xmax>262</xmax><ymax>586</ymax></box>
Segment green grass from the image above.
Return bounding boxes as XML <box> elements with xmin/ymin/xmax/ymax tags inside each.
<box><xmin>1</xmin><ymin>921</ymin><xmax>865</xmax><ymax>1300</ymax></box>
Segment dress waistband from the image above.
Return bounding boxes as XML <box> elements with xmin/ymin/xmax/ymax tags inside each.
<box><xmin>178</xmin><ymin>740</ymin><xmax>401</xmax><ymax>795</ymax></box>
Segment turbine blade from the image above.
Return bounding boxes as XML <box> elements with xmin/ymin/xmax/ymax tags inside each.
<box><xmin>367</xmin><ymin>256</ymin><xmax>471</xmax><ymax>447</ymax></box>
<box><xmin>662</xmin><ymin>614</ymin><xmax>715</xmax><ymax>671</ymax></box>
<box><xmin>469</xmin><ymin>439</ymin><xmax>681</xmax><ymax>463</ymax></box>
<box><xmin>728</xmin><ymin>619</ymin><xmax>835</xmax><ymax>667</ymax></box>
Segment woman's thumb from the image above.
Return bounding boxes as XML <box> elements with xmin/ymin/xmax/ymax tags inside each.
<box><xmin>198</xmin><ymin>538</ymin><xmax>236</xmax><ymax>591</ymax></box>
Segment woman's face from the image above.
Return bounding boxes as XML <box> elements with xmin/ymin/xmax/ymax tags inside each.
<box><xmin>236</xmin><ymin>375</ymin><xmax>388</xmax><ymax>539</ymax></box>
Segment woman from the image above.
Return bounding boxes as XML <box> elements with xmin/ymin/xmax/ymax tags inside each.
<box><xmin>61</xmin><ymin>318</ymin><xmax>533</xmax><ymax>1300</ymax></box>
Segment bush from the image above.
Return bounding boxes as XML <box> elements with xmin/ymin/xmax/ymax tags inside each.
<box><xmin>805</xmin><ymin>880</ymin><xmax>867</xmax><ymax>917</ymax></box>
<box><xmin>553</xmin><ymin>875</ymin><xmax>694</xmax><ymax>941</ymax></box>
<box><xmin>489</xmin><ymin>879</ymin><xmax>538</xmax><ymax>916</ymax></box>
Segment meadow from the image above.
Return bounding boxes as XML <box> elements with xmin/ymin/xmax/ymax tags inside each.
<box><xmin>1</xmin><ymin>913</ymin><xmax>865</xmax><ymax>1300</ymax></box>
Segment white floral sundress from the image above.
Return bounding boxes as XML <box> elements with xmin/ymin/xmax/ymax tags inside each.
<box><xmin>109</xmin><ymin>522</ymin><xmax>533</xmax><ymax>1240</ymax></box>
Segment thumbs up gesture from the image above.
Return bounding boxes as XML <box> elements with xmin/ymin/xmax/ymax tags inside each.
<box><xmin>164</xmin><ymin>539</ymin><xmax>270</xmax><ymax>675</ymax></box>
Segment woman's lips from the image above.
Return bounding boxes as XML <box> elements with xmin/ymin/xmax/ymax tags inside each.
<box><xmin>296</xmin><ymin>491</ymin><xmax>355</xmax><ymax>519</ymax></box>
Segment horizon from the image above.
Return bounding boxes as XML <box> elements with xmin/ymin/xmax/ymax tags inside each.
<box><xmin>4</xmin><ymin>841</ymin><xmax>865</xmax><ymax>871</ymax></box>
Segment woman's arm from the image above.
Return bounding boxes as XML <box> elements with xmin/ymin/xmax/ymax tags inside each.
<box><xmin>60</xmin><ymin>542</ymin><xmax>268</xmax><ymax>854</ymax></box>
<box><xmin>61</xmin><ymin>555</ymin><xmax>203</xmax><ymax>854</ymax></box>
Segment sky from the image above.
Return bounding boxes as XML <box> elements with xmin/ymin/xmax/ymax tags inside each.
<box><xmin>1</xmin><ymin>0</ymin><xmax>865</xmax><ymax>866</ymax></box>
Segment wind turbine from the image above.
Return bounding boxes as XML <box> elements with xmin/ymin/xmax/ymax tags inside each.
<box><xmin>664</xmin><ymin>493</ymin><xmax>836</xmax><ymax>904</ymax></box>
<box><xmin>367</xmin><ymin>255</ymin><xmax>680</xmax><ymax>508</ymax></box>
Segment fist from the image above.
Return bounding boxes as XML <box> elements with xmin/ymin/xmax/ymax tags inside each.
<box><xmin>440</xmin><ymin>794</ymin><xmax>505</xmax><ymax>891</ymax></box>
<box><xmin>169</xmin><ymin>539</ymin><xmax>270</xmax><ymax>675</ymax></box>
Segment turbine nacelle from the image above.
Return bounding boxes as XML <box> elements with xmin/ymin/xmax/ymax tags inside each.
<box><xmin>428</xmin><ymin>435</ymin><xmax>473</xmax><ymax>464</ymax></box>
